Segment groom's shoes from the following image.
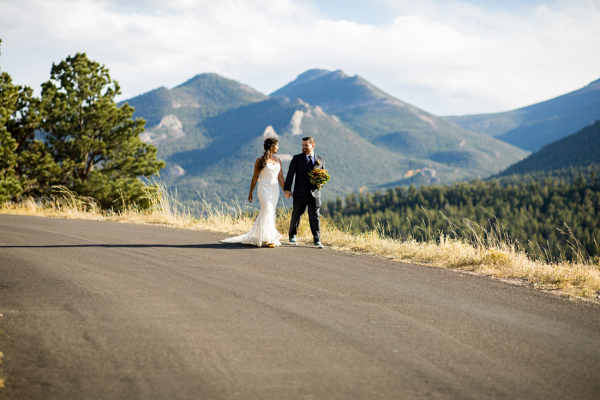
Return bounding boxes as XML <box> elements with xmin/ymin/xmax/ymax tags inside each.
<box><xmin>314</xmin><ymin>241</ymin><xmax>324</xmax><ymax>249</ymax></box>
<box><xmin>289</xmin><ymin>238</ymin><xmax>298</xmax><ymax>245</ymax></box>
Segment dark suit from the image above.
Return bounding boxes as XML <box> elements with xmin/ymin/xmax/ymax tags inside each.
<box><xmin>284</xmin><ymin>153</ymin><xmax>325</xmax><ymax>243</ymax></box>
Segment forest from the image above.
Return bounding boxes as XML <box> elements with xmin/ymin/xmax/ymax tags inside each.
<box><xmin>322</xmin><ymin>165</ymin><xmax>600</xmax><ymax>260</ymax></box>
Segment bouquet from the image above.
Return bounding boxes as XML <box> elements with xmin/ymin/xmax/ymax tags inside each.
<box><xmin>308</xmin><ymin>161</ymin><xmax>330</xmax><ymax>189</ymax></box>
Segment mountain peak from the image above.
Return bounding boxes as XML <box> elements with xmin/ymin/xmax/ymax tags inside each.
<box><xmin>272</xmin><ymin>69</ymin><xmax>355</xmax><ymax>96</ymax></box>
<box><xmin>271</xmin><ymin>69</ymin><xmax>332</xmax><ymax>96</ymax></box>
<box><xmin>170</xmin><ymin>72</ymin><xmax>266</xmax><ymax>103</ymax></box>
<box><xmin>329</xmin><ymin>70</ymin><xmax>350</xmax><ymax>79</ymax></box>
<box><xmin>588</xmin><ymin>77</ymin><xmax>600</xmax><ymax>87</ymax></box>
<box><xmin>296</xmin><ymin>68</ymin><xmax>332</xmax><ymax>82</ymax></box>
<box><xmin>123</xmin><ymin>73</ymin><xmax>267</xmax><ymax>127</ymax></box>
<box><xmin>176</xmin><ymin>73</ymin><xmax>249</xmax><ymax>90</ymax></box>
<box><xmin>272</xmin><ymin>68</ymin><xmax>405</xmax><ymax>113</ymax></box>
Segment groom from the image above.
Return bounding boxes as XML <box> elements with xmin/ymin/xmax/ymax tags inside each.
<box><xmin>284</xmin><ymin>137</ymin><xmax>325</xmax><ymax>249</ymax></box>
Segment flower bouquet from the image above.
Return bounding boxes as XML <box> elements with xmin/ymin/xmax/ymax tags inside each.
<box><xmin>308</xmin><ymin>162</ymin><xmax>330</xmax><ymax>189</ymax></box>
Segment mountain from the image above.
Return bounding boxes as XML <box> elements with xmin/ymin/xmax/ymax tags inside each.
<box><xmin>163</xmin><ymin>96</ymin><xmax>480</xmax><ymax>203</ymax></box>
<box><xmin>272</xmin><ymin>69</ymin><xmax>526</xmax><ymax>174</ymax></box>
<box><xmin>127</xmin><ymin>73</ymin><xmax>267</xmax><ymax>126</ymax></box>
<box><xmin>273</xmin><ymin>69</ymin><xmax>331</xmax><ymax>94</ymax></box>
<box><xmin>445</xmin><ymin>78</ymin><xmax>600</xmax><ymax>152</ymax></box>
<box><xmin>122</xmin><ymin>70</ymin><xmax>527</xmax><ymax>205</ymax></box>
<box><xmin>498</xmin><ymin>120</ymin><xmax>600</xmax><ymax>176</ymax></box>
<box><xmin>123</xmin><ymin>73</ymin><xmax>267</xmax><ymax>159</ymax></box>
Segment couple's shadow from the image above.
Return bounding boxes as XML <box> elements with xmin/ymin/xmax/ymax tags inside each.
<box><xmin>0</xmin><ymin>242</ymin><xmax>303</xmax><ymax>250</ymax></box>
<box><xmin>1</xmin><ymin>243</ymin><xmax>237</xmax><ymax>250</ymax></box>
<box><xmin>219</xmin><ymin>242</ymin><xmax>304</xmax><ymax>249</ymax></box>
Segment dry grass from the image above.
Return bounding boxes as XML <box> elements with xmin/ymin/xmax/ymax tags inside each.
<box><xmin>2</xmin><ymin>184</ymin><xmax>600</xmax><ymax>301</ymax></box>
<box><xmin>0</xmin><ymin>350</ymin><xmax>4</xmax><ymax>388</ymax></box>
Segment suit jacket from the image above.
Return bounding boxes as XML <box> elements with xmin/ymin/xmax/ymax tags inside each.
<box><xmin>284</xmin><ymin>153</ymin><xmax>326</xmax><ymax>199</ymax></box>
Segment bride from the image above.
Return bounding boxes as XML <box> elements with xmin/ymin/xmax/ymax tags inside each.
<box><xmin>222</xmin><ymin>137</ymin><xmax>285</xmax><ymax>247</ymax></box>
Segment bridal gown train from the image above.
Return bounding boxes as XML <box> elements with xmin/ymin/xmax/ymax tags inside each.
<box><xmin>222</xmin><ymin>162</ymin><xmax>283</xmax><ymax>247</ymax></box>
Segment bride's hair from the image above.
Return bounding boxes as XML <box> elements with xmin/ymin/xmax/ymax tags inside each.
<box><xmin>259</xmin><ymin>137</ymin><xmax>278</xmax><ymax>170</ymax></box>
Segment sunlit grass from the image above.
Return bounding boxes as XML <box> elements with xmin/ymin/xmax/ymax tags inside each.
<box><xmin>2</xmin><ymin>183</ymin><xmax>599</xmax><ymax>300</ymax></box>
<box><xmin>0</xmin><ymin>350</ymin><xmax>4</xmax><ymax>388</ymax></box>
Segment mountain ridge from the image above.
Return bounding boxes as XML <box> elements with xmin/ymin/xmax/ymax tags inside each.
<box><xmin>122</xmin><ymin>73</ymin><xmax>268</xmax><ymax>159</ymax></box>
<box><xmin>498</xmin><ymin>119</ymin><xmax>600</xmax><ymax>176</ymax></box>
<box><xmin>272</xmin><ymin>69</ymin><xmax>408</xmax><ymax>113</ymax></box>
<box><xmin>272</xmin><ymin>69</ymin><xmax>526</xmax><ymax>171</ymax></box>
<box><xmin>445</xmin><ymin>77</ymin><xmax>600</xmax><ymax>151</ymax></box>
<box><xmin>272</xmin><ymin>69</ymin><xmax>331</xmax><ymax>94</ymax></box>
<box><xmin>123</xmin><ymin>69</ymin><xmax>527</xmax><ymax>204</ymax></box>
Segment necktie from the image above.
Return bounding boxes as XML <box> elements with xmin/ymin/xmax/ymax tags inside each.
<box><xmin>308</xmin><ymin>156</ymin><xmax>313</xmax><ymax>167</ymax></box>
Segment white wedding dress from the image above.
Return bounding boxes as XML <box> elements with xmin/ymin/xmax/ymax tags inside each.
<box><xmin>222</xmin><ymin>162</ymin><xmax>283</xmax><ymax>247</ymax></box>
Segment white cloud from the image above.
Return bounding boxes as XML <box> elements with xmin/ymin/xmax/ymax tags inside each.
<box><xmin>0</xmin><ymin>0</ymin><xmax>598</xmax><ymax>115</ymax></box>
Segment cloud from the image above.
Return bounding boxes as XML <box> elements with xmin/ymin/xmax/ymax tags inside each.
<box><xmin>0</xmin><ymin>0</ymin><xmax>598</xmax><ymax>115</ymax></box>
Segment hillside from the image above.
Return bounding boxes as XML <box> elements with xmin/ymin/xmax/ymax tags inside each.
<box><xmin>498</xmin><ymin>120</ymin><xmax>600</xmax><ymax>176</ymax></box>
<box><xmin>272</xmin><ymin>69</ymin><xmax>527</xmax><ymax>173</ymax></box>
<box><xmin>445</xmin><ymin>78</ymin><xmax>600</xmax><ymax>152</ymax></box>
<box><xmin>164</xmin><ymin>96</ymin><xmax>475</xmax><ymax>203</ymax></box>
<box><xmin>122</xmin><ymin>70</ymin><xmax>527</xmax><ymax>204</ymax></box>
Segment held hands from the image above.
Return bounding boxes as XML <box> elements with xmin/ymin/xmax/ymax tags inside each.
<box><xmin>284</xmin><ymin>191</ymin><xmax>293</xmax><ymax>199</ymax></box>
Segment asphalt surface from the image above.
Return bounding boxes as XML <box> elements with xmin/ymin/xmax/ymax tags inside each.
<box><xmin>1</xmin><ymin>214</ymin><xmax>599</xmax><ymax>400</ymax></box>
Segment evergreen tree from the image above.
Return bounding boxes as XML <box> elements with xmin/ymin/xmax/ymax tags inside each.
<box><xmin>323</xmin><ymin>166</ymin><xmax>600</xmax><ymax>261</ymax></box>
<box><xmin>4</xmin><ymin>71</ymin><xmax>60</xmax><ymax>199</ymax></box>
<box><xmin>0</xmin><ymin>109</ymin><xmax>22</xmax><ymax>202</ymax></box>
<box><xmin>0</xmin><ymin>39</ymin><xmax>23</xmax><ymax>202</ymax></box>
<box><xmin>39</xmin><ymin>53</ymin><xmax>164</xmax><ymax>209</ymax></box>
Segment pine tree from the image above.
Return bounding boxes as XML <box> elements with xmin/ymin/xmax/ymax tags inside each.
<box><xmin>4</xmin><ymin>72</ymin><xmax>61</xmax><ymax>199</ymax></box>
<box><xmin>0</xmin><ymin>121</ymin><xmax>21</xmax><ymax>202</ymax></box>
<box><xmin>39</xmin><ymin>53</ymin><xmax>164</xmax><ymax>209</ymax></box>
<box><xmin>0</xmin><ymin>39</ymin><xmax>23</xmax><ymax>202</ymax></box>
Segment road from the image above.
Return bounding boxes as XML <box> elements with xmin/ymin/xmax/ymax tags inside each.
<box><xmin>1</xmin><ymin>214</ymin><xmax>599</xmax><ymax>400</ymax></box>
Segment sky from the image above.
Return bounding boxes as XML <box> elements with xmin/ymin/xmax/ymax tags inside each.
<box><xmin>0</xmin><ymin>0</ymin><xmax>599</xmax><ymax>116</ymax></box>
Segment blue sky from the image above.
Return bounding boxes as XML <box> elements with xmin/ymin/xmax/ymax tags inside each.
<box><xmin>1</xmin><ymin>0</ymin><xmax>599</xmax><ymax>115</ymax></box>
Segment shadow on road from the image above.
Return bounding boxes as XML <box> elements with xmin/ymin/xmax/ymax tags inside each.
<box><xmin>0</xmin><ymin>243</ymin><xmax>251</xmax><ymax>250</ymax></box>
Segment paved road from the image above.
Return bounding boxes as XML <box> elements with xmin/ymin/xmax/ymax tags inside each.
<box><xmin>1</xmin><ymin>215</ymin><xmax>599</xmax><ymax>400</ymax></box>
